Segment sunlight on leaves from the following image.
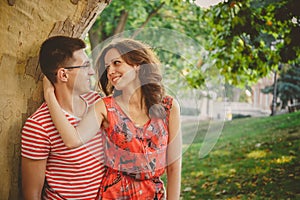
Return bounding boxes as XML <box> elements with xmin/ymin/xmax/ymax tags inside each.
<box><xmin>210</xmin><ymin>165</ymin><xmax>238</xmax><ymax>179</ymax></box>
<box><xmin>246</xmin><ymin>150</ymin><xmax>267</xmax><ymax>159</ymax></box>
<box><xmin>235</xmin><ymin>182</ymin><xmax>242</xmax><ymax>189</ymax></box>
<box><xmin>249</xmin><ymin>166</ymin><xmax>269</xmax><ymax>174</ymax></box>
<box><xmin>212</xmin><ymin>168</ymin><xmax>224</xmax><ymax>177</ymax></box>
<box><xmin>210</xmin><ymin>150</ymin><xmax>231</xmax><ymax>156</ymax></box>
<box><xmin>272</xmin><ymin>156</ymin><xmax>295</xmax><ymax>164</ymax></box>
<box><xmin>229</xmin><ymin>168</ymin><xmax>237</xmax><ymax>174</ymax></box>
<box><xmin>190</xmin><ymin>171</ymin><xmax>204</xmax><ymax>178</ymax></box>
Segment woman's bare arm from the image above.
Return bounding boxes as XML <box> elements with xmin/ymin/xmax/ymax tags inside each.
<box><xmin>43</xmin><ymin>77</ymin><xmax>105</xmax><ymax>148</ymax></box>
<box><xmin>166</xmin><ymin>98</ymin><xmax>182</xmax><ymax>200</ymax></box>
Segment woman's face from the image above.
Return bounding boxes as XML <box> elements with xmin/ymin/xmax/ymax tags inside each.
<box><xmin>104</xmin><ymin>48</ymin><xmax>138</xmax><ymax>90</ymax></box>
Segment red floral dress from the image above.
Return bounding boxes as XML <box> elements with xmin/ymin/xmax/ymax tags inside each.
<box><xmin>98</xmin><ymin>96</ymin><xmax>173</xmax><ymax>200</ymax></box>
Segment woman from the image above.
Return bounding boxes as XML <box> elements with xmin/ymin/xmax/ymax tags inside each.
<box><xmin>44</xmin><ymin>38</ymin><xmax>182</xmax><ymax>200</ymax></box>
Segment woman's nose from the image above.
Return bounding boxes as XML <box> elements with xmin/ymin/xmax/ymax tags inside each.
<box><xmin>107</xmin><ymin>66</ymin><xmax>116</xmax><ymax>75</ymax></box>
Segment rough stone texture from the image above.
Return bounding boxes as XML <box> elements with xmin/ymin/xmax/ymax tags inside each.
<box><xmin>0</xmin><ymin>0</ymin><xmax>107</xmax><ymax>199</ymax></box>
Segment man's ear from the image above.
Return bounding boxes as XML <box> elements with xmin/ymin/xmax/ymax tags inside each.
<box><xmin>56</xmin><ymin>68</ymin><xmax>68</xmax><ymax>82</ymax></box>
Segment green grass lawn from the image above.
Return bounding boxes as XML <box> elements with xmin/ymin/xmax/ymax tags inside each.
<box><xmin>178</xmin><ymin>111</ymin><xmax>300</xmax><ymax>200</ymax></box>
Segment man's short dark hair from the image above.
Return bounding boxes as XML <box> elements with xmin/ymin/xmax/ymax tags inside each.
<box><xmin>39</xmin><ymin>36</ymin><xmax>86</xmax><ymax>83</ymax></box>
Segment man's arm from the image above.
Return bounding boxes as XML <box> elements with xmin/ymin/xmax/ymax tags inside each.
<box><xmin>22</xmin><ymin>157</ymin><xmax>47</xmax><ymax>200</ymax></box>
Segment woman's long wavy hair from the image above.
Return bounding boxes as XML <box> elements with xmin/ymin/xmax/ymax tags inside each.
<box><xmin>96</xmin><ymin>38</ymin><xmax>166</xmax><ymax>118</ymax></box>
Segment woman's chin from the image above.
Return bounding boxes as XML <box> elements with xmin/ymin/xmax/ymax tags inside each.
<box><xmin>113</xmin><ymin>83</ymin><xmax>123</xmax><ymax>91</ymax></box>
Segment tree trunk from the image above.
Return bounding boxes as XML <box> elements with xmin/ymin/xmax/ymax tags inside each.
<box><xmin>88</xmin><ymin>28</ymin><xmax>102</xmax><ymax>61</ymax></box>
<box><xmin>0</xmin><ymin>0</ymin><xmax>108</xmax><ymax>199</ymax></box>
<box><xmin>114</xmin><ymin>10</ymin><xmax>129</xmax><ymax>35</ymax></box>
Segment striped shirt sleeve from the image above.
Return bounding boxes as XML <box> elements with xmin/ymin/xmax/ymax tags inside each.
<box><xmin>21</xmin><ymin>117</ymin><xmax>50</xmax><ymax>160</ymax></box>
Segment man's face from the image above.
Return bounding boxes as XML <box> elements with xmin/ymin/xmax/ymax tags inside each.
<box><xmin>67</xmin><ymin>49</ymin><xmax>95</xmax><ymax>95</ymax></box>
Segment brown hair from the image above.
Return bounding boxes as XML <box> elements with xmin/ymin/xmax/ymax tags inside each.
<box><xmin>96</xmin><ymin>38</ymin><xmax>165</xmax><ymax>117</ymax></box>
<box><xmin>39</xmin><ymin>36</ymin><xmax>86</xmax><ymax>83</ymax></box>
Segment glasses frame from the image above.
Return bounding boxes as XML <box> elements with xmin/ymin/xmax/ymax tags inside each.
<box><xmin>63</xmin><ymin>63</ymin><xmax>91</xmax><ymax>70</ymax></box>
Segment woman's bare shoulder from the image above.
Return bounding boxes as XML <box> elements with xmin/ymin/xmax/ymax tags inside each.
<box><xmin>94</xmin><ymin>98</ymin><xmax>108</xmax><ymax>117</ymax></box>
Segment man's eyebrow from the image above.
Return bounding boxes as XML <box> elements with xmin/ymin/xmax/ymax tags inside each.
<box><xmin>82</xmin><ymin>60</ymin><xmax>91</xmax><ymax>65</ymax></box>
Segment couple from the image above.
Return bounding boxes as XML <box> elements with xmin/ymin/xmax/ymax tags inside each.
<box><xmin>22</xmin><ymin>36</ymin><xmax>182</xmax><ymax>200</ymax></box>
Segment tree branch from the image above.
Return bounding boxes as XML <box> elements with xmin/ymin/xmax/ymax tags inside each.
<box><xmin>114</xmin><ymin>10</ymin><xmax>129</xmax><ymax>35</ymax></box>
<box><xmin>131</xmin><ymin>2</ymin><xmax>165</xmax><ymax>38</ymax></box>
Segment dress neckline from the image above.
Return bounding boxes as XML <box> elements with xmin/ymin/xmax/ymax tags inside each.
<box><xmin>111</xmin><ymin>97</ymin><xmax>151</xmax><ymax>129</ymax></box>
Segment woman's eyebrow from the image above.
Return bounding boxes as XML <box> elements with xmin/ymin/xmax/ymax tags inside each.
<box><xmin>105</xmin><ymin>57</ymin><xmax>120</xmax><ymax>66</ymax></box>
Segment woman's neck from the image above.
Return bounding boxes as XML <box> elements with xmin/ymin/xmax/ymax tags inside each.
<box><xmin>117</xmin><ymin>88</ymin><xmax>149</xmax><ymax>126</ymax></box>
<box><xmin>120</xmin><ymin>88</ymin><xmax>143</xmax><ymax>108</ymax></box>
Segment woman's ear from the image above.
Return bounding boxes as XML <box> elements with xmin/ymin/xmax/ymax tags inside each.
<box><xmin>56</xmin><ymin>68</ymin><xmax>68</xmax><ymax>82</ymax></box>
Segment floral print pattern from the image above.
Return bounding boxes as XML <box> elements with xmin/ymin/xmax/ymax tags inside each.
<box><xmin>98</xmin><ymin>96</ymin><xmax>173</xmax><ymax>200</ymax></box>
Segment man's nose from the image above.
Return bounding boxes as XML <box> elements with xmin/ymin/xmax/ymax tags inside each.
<box><xmin>88</xmin><ymin>66</ymin><xmax>95</xmax><ymax>75</ymax></box>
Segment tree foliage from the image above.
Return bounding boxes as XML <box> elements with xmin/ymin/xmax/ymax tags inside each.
<box><xmin>89</xmin><ymin>0</ymin><xmax>181</xmax><ymax>49</ymax></box>
<box><xmin>89</xmin><ymin>0</ymin><xmax>299</xmax><ymax>91</ymax></box>
<box><xmin>261</xmin><ymin>64</ymin><xmax>300</xmax><ymax>108</ymax></box>
<box><xmin>88</xmin><ymin>0</ymin><xmax>209</xmax><ymax>92</ymax></box>
<box><xmin>202</xmin><ymin>0</ymin><xmax>300</xmax><ymax>86</ymax></box>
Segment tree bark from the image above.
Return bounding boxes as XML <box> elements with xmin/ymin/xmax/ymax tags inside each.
<box><xmin>88</xmin><ymin>27</ymin><xmax>102</xmax><ymax>61</ymax></box>
<box><xmin>0</xmin><ymin>0</ymin><xmax>108</xmax><ymax>199</ymax></box>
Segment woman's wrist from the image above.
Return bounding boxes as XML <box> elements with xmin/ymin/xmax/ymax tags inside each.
<box><xmin>44</xmin><ymin>88</ymin><xmax>55</xmax><ymax>102</ymax></box>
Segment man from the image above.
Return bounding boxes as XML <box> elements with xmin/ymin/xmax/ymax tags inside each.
<box><xmin>21</xmin><ymin>36</ymin><xmax>105</xmax><ymax>199</ymax></box>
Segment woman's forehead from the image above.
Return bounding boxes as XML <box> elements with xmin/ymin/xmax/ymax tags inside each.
<box><xmin>104</xmin><ymin>48</ymin><xmax>121</xmax><ymax>62</ymax></box>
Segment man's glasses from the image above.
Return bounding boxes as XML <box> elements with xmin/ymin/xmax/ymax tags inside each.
<box><xmin>64</xmin><ymin>63</ymin><xmax>91</xmax><ymax>70</ymax></box>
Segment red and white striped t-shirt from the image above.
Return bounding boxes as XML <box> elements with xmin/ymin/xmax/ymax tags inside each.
<box><xmin>21</xmin><ymin>92</ymin><xmax>105</xmax><ymax>200</ymax></box>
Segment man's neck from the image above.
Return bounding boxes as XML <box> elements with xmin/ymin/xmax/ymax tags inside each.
<box><xmin>55</xmin><ymin>89</ymin><xmax>87</xmax><ymax>118</ymax></box>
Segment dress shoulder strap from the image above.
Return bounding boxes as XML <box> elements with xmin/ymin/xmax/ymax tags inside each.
<box><xmin>161</xmin><ymin>95</ymin><xmax>173</xmax><ymax>111</ymax></box>
<box><xmin>161</xmin><ymin>95</ymin><xmax>173</xmax><ymax>124</ymax></box>
<box><xmin>102</xmin><ymin>96</ymin><xmax>114</xmax><ymax>108</ymax></box>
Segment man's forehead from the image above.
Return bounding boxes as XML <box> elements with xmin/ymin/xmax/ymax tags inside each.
<box><xmin>72</xmin><ymin>49</ymin><xmax>89</xmax><ymax>62</ymax></box>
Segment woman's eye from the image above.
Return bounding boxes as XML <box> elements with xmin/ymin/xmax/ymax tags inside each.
<box><xmin>114</xmin><ymin>60</ymin><xmax>121</xmax><ymax>65</ymax></box>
